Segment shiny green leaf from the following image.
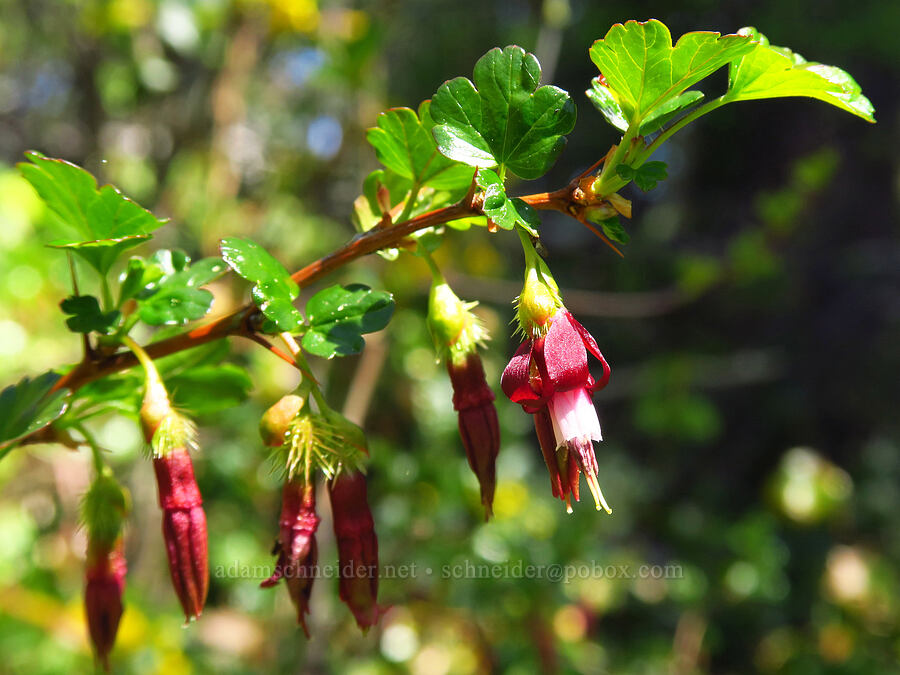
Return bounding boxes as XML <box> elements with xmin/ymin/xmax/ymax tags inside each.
<box><xmin>18</xmin><ymin>151</ymin><xmax>165</xmax><ymax>274</ymax></box>
<box><xmin>0</xmin><ymin>372</ymin><xmax>71</xmax><ymax>455</ymax></box>
<box><xmin>431</xmin><ymin>45</ymin><xmax>576</xmax><ymax>179</ymax></box>
<box><xmin>475</xmin><ymin>168</ymin><xmax>540</xmax><ymax>233</ymax></box>
<box><xmin>220</xmin><ymin>237</ymin><xmax>303</xmax><ymax>332</ymax></box>
<box><xmin>367</xmin><ymin>103</ymin><xmax>474</xmax><ymax>190</ymax></box>
<box><xmin>725</xmin><ymin>28</ymin><xmax>875</xmax><ymax>122</ymax></box>
<box><xmin>302</xmin><ymin>284</ymin><xmax>394</xmax><ymax>358</ymax></box>
<box><xmin>589</xmin><ymin>20</ymin><xmax>754</xmax><ymax>125</ymax></box>
<box><xmin>136</xmin><ymin>251</ymin><xmax>226</xmax><ymax>326</ymax></box>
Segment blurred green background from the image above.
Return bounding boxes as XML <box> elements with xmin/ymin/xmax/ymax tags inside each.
<box><xmin>0</xmin><ymin>0</ymin><xmax>898</xmax><ymax>673</ymax></box>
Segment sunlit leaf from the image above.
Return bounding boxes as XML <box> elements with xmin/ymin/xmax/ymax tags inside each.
<box><xmin>220</xmin><ymin>237</ymin><xmax>303</xmax><ymax>332</ymax></box>
<box><xmin>18</xmin><ymin>151</ymin><xmax>166</xmax><ymax>274</ymax></box>
<box><xmin>475</xmin><ymin>168</ymin><xmax>540</xmax><ymax>233</ymax></box>
<box><xmin>431</xmin><ymin>45</ymin><xmax>576</xmax><ymax>179</ymax></box>
<box><xmin>725</xmin><ymin>27</ymin><xmax>875</xmax><ymax>122</ymax></box>
<box><xmin>302</xmin><ymin>284</ymin><xmax>394</xmax><ymax>358</ymax></box>
<box><xmin>588</xmin><ymin>20</ymin><xmax>754</xmax><ymax>126</ymax></box>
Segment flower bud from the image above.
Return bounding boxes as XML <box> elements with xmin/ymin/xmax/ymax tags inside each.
<box><xmin>82</xmin><ymin>473</ymin><xmax>129</xmax><ymax>670</ymax></box>
<box><xmin>154</xmin><ymin>448</ymin><xmax>209</xmax><ymax>621</ymax></box>
<box><xmin>514</xmin><ymin>232</ymin><xmax>562</xmax><ymax>339</ymax></box>
<box><xmin>85</xmin><ymin>538</ymin><xmax>126</xmax><ymax>671</ymax></box>
<box><xmin>261</xmin><ymin>480</ymin><xmax>320</xmax><ymax>636</ymax></box>
<box><xmin>329</xmin><ymin>471</ymin><xmax>383</xmax><ymax>631</ymax></box>
<box><xmin>260</xmin><ymin>395</ymin><xmax>305</xmax><ymax>447</ymax></box>
<box><xmin>448</xmin><ymin>353</ymin><xmax>500</xmax><ymax>519</ymax></box>
<box><xmin>427</xmin><ymin>279</ymin><xmax>500</xmax><ymax>519</ymax></box>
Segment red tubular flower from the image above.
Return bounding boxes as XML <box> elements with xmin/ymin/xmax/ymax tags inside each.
<box><xmin>261</xmin><ymin>479</ymin><xmax>320</xmax><ymax>636</ymax></box>
<box><xmin>501</xmin><ymin>308</ymin><xmax>612</xmax><ymax>513</ymax></box>
<box><xmin>154</xmin><ymin>448</ymin><xmax>209</xmax><ymax>621</ymax></box>
<box><xmin>448</xmin><ymin>352</ymin><xmax>500</xmax><ymax>518</ymax></box>
<box><xmin>84</xmin><ymin>538</ymin><xmax>126</xmax><ymax>671</ymax></box>
<box><xmin>329</xmin><ymin>471</ymin><xmax>383</xmax><ymax>631</ymax></box>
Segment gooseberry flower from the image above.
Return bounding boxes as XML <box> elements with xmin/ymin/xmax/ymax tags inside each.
<box><xmin>502</xmin><ymin>230</ymin><xmax>612</xmax><ymax>513</ymax></box>
<box><xmin>329</xmin><ymin>470</ymin><xmax>383</xmax><ymax>631</ymax></box>
<box><xmin>261</xmin><ymin>479</ymin><xmax>319</xmax><ymax>636</ymax></box>
<box><xmin>427</xmin><ymin>272</ymin><xmax>500</xmax><ymax>518</ymax></box>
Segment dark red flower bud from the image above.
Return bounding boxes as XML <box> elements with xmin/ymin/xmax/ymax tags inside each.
<box><xmin>261</xmin><ymin>480</ymin><xmax>320</xmax><ymax>636</ymax></box>
<box><xmin>154</xmin><ymin>448</ymin><xmax>209</xmax><ymax>621</ymax></box>
<box><xmin>84</xmin><ymin>538</ymin><xmax>126</xmax><ymax>671</ymax></box>
<box><xmin>329</xmin><ymin>471</ymin><xmax>383</xmax><ymax>631</ymax></box>
<box><xmin>448</xmin><ymin>352</ymin><xmax>500</xmax><ymax>519</ymax></box>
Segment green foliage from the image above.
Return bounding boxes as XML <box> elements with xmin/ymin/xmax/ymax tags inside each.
<box><xmin>589</xmin><ymin>20</ymin><xmax>755</xmax><ymax>127</ymax></box>
<box><xmin>366</xmin><ymin>103</ymin><xmax>474</xmax><ymax>191</ymax></box>
<box><xmin>302</xmin><ymin>284</ymin><xmax>394</xmax><ymax>358</ymax></box>
<box><xmin>18</xmin><ymin>151</ymin><xmax>165</xmax><ymax>275</ymax></box>
<box><xmin>166</xmin><ymin>365</ymin><xmax>253</xmax><ymax>415</ymax></box>
<box><xmin>60</xmin><ymin>295</ymin><xmax>121</xmax><ymax>334</ymax></box>
<box><xmin>219</xmin><ymin>237</ymin><xmax>304</xmax><ymax>332</ymax></box>
<box><xmin>725</xmin><ymin>28</ymin><xmax>876</xmax><ymax>122</ymax></box>
<box><xmin>0</xmin><ymin>372</ymin><xmax>71</xmax><ymax>454</ymax></box>
<box><xmin>597</xmin><ymin>215</ymin><xmax>630</xmax><ymax>244</ymax></box>
<box><xmin>132</xmin><ymin>250</ymin><xmax>226</xmax><ymax>326</ymax></box>
<box><xmin>616</xmin><ymin>161</ymin><xmax>668</xmax><ymax>191</ymax></box>
<box><xmin>475</xmin><ymin>168</ymin><xmax>540</xmax><ymax>233</ymax></box>
<box><xmin>431</xmin><ymin>45</ymin><xmax>576</xmax><ymax>179</ymax></box>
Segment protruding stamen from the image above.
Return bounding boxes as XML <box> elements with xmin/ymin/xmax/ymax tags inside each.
<box><xmin>585</xmin><ymin>471</ymin><xmax>613</xmax><ymax>514</ymax></box>
<box><xmin>565</xmin><ymin>495</ymin><xmax>573</xmax><ymax>514</ymax></box>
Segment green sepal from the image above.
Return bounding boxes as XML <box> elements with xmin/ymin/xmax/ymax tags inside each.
<box><xmin>81</xmin><ymin>471</ymin><xmax>130</xmax><ymax>546</ymax></box>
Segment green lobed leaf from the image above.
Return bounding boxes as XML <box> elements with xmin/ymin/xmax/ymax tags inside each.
<box><xmin>366</xmin><ymin>103</ymin><xmax>474</xmax><ymax>191</ymax></box>
<box><xmin>220</xmin><ymin>237</ymin><xmax>304</xmax><ymax>332</ymax></box>
<box><xmin>60</xmin><ymin>295</ymin><xmax>121</xmax><ymax>334</ymax></box>
<box><xmin>599</xmin><ymin>216</ymin><xmax>630</xmax><ymax>244</ymax></box>
<box><xmin>18</xmin><ymin>151</ymin><xmax>166</xmax><ymax>274</ymax></box>
<box><xmin>431</xmin><ymin>45</ymin><xmax>576</xmax><ymax>180</ymax></box>
<box><xmin>588</xmin><ymin>20</ymin><xmax>755</xmax><ymax>126</ymax></box>
<box><xmin>616</xmin><ymin>161</ymin><xmax>668</xmax><ymax>191</ymax></box>
<box><xmin>136</xmin><ymin>251</ymin><xmax>227</xmax><ymax>326</ymax></box>
<box><xmin>475</xmin><ymin>168</ymin><xmax>540</xmax><ymax>233</ymax></box>
<box><xmin>724</xmin><ymin>28</ymin><xmax>875</xmax><ymax>122</ymax></box>
<box><xmin>0</xmin><ymin>372</ymin><xmax>72</xmax><ymax>455</ymax></box>
<box><xmin>302</xmin><ymin>284</ymin><xmax>395</xmax><ymax>358</ymax></box>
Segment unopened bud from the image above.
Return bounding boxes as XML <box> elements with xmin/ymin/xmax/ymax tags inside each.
<box><xmin>260</xmin><ymin>395</ymin><xmax>306</xmax><ymax>447</ymax></box>
<box><xmin>329</xmin><ymin>471</ymin><xmax>383</xmax><ymax>631</ymax></box>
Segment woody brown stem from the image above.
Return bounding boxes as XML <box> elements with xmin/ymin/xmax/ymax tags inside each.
<box><xmin>45</xmin><ymin>173</ymin><xmax>603</xmax><ymax>400</ymax></box>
